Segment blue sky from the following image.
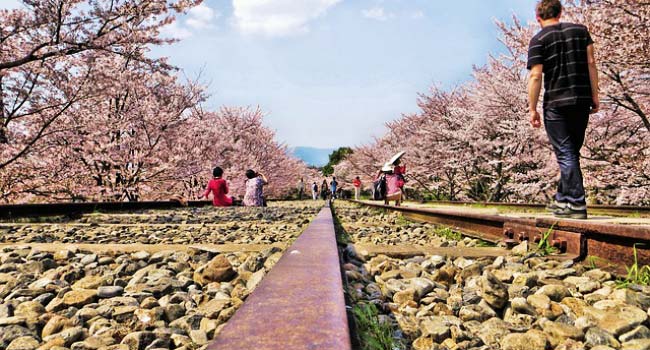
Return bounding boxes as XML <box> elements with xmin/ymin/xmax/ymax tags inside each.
<box><xmin>4</xmin><ymin>0</ymin><xmax>539</xmax><ymax>148</ymax></box>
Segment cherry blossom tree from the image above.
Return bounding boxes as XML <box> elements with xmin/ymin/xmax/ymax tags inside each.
<box><xmin>161</xmin><ymin>106</ymin><xmax>312</xmax><ymax>201</ymax></box>
<box><xmin>337</xmin><ymin>6</ymin><xmax>649</xmax><ymax>205</ymax></box>
<box><xmin>0</xmin><ymin>0</ymin><xmax>201</xmax><ymax>170</ymax></box>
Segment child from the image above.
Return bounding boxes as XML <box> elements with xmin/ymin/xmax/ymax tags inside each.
<box><xmin>201</xmin><ymin>167</ymin><xmax>233</xmax><ymax>207</ymax></box>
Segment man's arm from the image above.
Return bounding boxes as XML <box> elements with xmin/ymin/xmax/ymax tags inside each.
<box><xmin>527</xmin><ymin>64</ymin><xmax>544</xmax><ymax>128</ymax></box>
<box><xmin>587</xmin><ymin>44</ymin><xmax>600</xmax><ymax>114</ymax></box>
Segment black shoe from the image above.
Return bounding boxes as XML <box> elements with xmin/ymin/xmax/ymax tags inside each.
<box><xmin>553</xmin><ymin>205</ymin><xmax>588</xmax><ymax>220</ymax></box>
<box><xmin>546</xmin><ymin>200</ymin><xmax>567</xmax><ymax>212</ymax></box>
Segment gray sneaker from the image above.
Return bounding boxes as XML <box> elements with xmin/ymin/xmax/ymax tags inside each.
<box><xmin>546</xmin><ymin>200</ymin><xmax>567</xmax><ymax>212</ymax></box>
<box><xmin>553</xmin><ymin>204</ymin><xmax>588</xmax><ymax>220</ymax></box>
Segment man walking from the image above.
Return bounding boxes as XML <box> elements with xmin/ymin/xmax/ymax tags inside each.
<box><xmin>311</xmin><ymin>181</ymin><xmax>318</xmax><ymax>200</ymax></box>
<box><xmin>330</xmin><ymin>176</ymin><xmax>338</xmax><ymax>202</ymax></box>
<box><xmin>527</xmin><ymin>0</ymin><xmax>599</xmax><ymax>219</ymax></box>
<box><xmin>297</xmin><ymin>177</ymin><xmax>305</xmax><ymax>200</ymax></box>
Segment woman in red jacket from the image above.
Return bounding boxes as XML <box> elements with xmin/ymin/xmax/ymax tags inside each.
<box><xmin>200</xmin><ymin>167</ymin><xmax>233</xmax><ymax>207</ymax></box>
<box><xmin>353</xmin><ymin>176</ymin><xmax>362</xmax><ymax>200</ymax></box>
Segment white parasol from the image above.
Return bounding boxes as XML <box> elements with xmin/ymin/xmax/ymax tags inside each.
<box><xmin>381</xmin><ymin>151</ymin><xmax>406</xmax><ymax>172</ymax></box>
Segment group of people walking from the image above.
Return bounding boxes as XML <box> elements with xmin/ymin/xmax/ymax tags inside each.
<box><xmin>200</xmin><ymin>166</ymin><xmax>268</xmax><ymax>207</ymax></box>
<box><xmin>308</xmin><ymin>177</ymin><xmax>340</xmax><ymax>201</ymax></box>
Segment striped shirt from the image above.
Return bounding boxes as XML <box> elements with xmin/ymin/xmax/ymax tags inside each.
<box><xmin>527</xmin><ymin>22</ymin><xmax>594</xmax><ymax>109</ymax></box>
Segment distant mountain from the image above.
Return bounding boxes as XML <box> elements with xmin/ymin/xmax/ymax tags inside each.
<box><xmin>291</xmin><ymin>146</ymin><xmax>335</xmax><ymax>167</ymax></box>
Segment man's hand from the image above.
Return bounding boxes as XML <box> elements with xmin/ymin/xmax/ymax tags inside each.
<box><xmin>591</xmin><ymin>94</ymin><xmax>600</xmax><ymax>114</ymax></box>
<box><xmin>530</xmin><ymin>110</ymin><xmax>542</xmax><ymax>128</ymax></box>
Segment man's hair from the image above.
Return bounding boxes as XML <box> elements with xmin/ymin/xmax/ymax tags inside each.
<box><xmin>213</xmin><ymin>167</ymin><xmax>223</xmax><ymax>178</ymax></box>
<box><xmin>536</xmin><ymin>0</ymin><xmax>562</xmax><ymax>20</ymax></box>
<box><xmin>245</xmin><ymin>169</ymin><xmax>257</xmax><ymax>179</ymax></box>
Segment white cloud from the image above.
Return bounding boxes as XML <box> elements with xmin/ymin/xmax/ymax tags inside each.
<box><xmin>410</xmin><ymin>10</ymin><xmax>425</xmax><ymax>19</ymax></box>
<box><xmin>362</xmin><ymin>7</ymin><xmax>393</xmax><ymax>21</ymax></box>
<box><xmin>232</xmin><ymin>0</ymin><xmax>342</xmax><ymax>37</ymax></box>
<box><xmin>160</xmin><ymin>21</ymin><xmax>192</xmax><ymax>40</ymax></box>
<box><xmin>186</xmin><ymin>3</ymin><xmax>220</xmax><ymax>30</ymax></box>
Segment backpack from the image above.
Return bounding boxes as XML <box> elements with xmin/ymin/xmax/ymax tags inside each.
<box><xmin>373</xmin><ymin>176</ymin><xmax>386</xmax><ymax>200</ymax></box>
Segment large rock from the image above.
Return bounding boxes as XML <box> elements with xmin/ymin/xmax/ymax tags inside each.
<box><xmin>393</xmin><ymin>288</ymin><xmax>417</xmax><ymax>305</ymax></box>
<box><xmin>42</xmin><ymin>315</ymin><xmax>70</xmax><ymax>337</ymax></box>
<box><xmin>540</xmin><ymin>319</ymin><xmax>585</xmax><ymax>347</ymax></box>
<box><xmin>511</xmin><ymin>241</ymin><xmax>528</xmax><ymax>256</ymax></box>
<box><xmin>476</xmin><ymin>317</ymin><xmax>510</xmax><ymax>346</ymax></box>
<box><xmin>585</xmin><ymin>327</ymin><xmax>621</xmax><ymax>348</ymax></box>
<box><xmin>246</xmin><ymin>269</ymin><xmax>265</xmax><ymax>291</ymax></box>
<box><xmin>14</xmin><ymin>301</ymin><xmax>45</xmax><ymax>321</ymax></box>
<box><xmin>120</xmin><ymin>331</ymin><xmax>156</xmax><ymax>350</ymax></box>
<box><xmin>409</xmin><ymin>278</ymin><xmax>435</xmax><ymax>298</ymax></box>
<box><xmin>621</xmin><ymin>339</ymin><xmax>650</xmax><ymax>350</ymax></box>
<box><xmin>0</xmin><ymin>325</ymin><xmax>35</xmax><ymax>349</ymax></box>
<box><xmin>620</xmin><ymin>326</ymin><xmax>650</xmax><ymax>343</ymax></box>
<box><xmin>97</xmin><ymin>286</ymin><xmax>123</xmax><ymax>298</ymax></box>
<box><xmin>598</xmin><ymin>305</ymin><xmax>648</xmax><ymax>336</ymax></box>
<box><xmin>63</xmin><ymin>289</ymin><xmax>97</xmax><ymax>307</ymax></box>
<box><xmin>43</xmin><ymin>326</ymin><xmax>85</xmax><ymax>347</ymax></box>
<box><xmin>535</xmin><ymin>284</ymin><xmax>571</xmax><ymax>302</ymax></box>
<box><xmin>478</xmin><ymin>271</ymin><xmax>509</xmax><ymax>309</ymax></box>
<box><xmin>6</xmin><ymin>336</ymin><xmax>39</xmax><ymax>350</ymax></box>
<box><xmin>500</xmin><ymin>330</ymin><xmax>547</xmax><ymax>350</ymax></box>
<box><xmin>193</xmin><ymin>255</ymin><xmax>236</xmax><ymax>285</ymax></box>
<box><xmin>72</xmin><ymin>275</ymin><xmax>105</xmax><ymax>290</ymax></box>
<box><xmin>420</xmin><ymin>317</ymin><xmax>453</xmax><ymax>343</ymax></box>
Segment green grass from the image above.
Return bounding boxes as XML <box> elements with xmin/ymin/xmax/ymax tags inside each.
<box><xmin>352</xmin><ymin>303</ymin><xmax>402</xmax><ymax>350</ymax></box>
<box><xmin>476</xmin><ymin>240</ymin><xmax>496</xmax><ymax>247</ymax></box>
<box><xmin>395</xmin><ymin>215</ymin><xmax>409</xmax><ymax>227</ymax></box>
<box><xmin>536</xmin><ymin>225</ymin><xmax>558</xmax><ymax>256</ymax></box>
<box><xmin>617</xmin><ymin>244</ymin><xmax>650</xmax><ymax>288</ymax></box>
<box><xmin>433</xmin><ymin>226</ymin><xmax>462</xmax><ymax>241</ymax></box>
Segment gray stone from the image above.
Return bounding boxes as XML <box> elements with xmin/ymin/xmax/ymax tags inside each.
<box><xmin>246</xmin><ymin>269</ymin><xmax>265</xmax><ymax>291</ymax></box>
<box><xmin>598</xmin><ymin>305</ymin><xmax>648</xmax><ymax>336</ymax></box>
<box><xmin>188</xmin><ymin>330</ymin><xmax>208</xmax><ymax>345</ymax></box>
<box><xmin>6</xmin><ymin>336</ymin><xmax>39</xmax><ymax>350</ymax></box>
<box><xmin>97</xmin><ymin>286</ymin><xmax>124</xmax><ymax>298</ymax></box>
<box><xmin>510</xmin><ymin>297</ymin><xmax>536</xmax><ymax>315</ymax></box>
<box><xmin>479</xmin><ymin>271</ymin><xmax>509</xmax><ymax>309</ymax></box>
<box><xmin>193</xmin><ymin>255</ymin><xmax>236</xmax><ymax>285</ymax></box>
<box><xmin>511</xmin><ymin>241</ymin><xmax>528</xmax><ymax>256</ymax></box>
<box><xmin>585</xmin><ymin>327</ymin><xmax>621</xmax><ymax>348</ymax></box>
<box><xmin>120</xmin><ymin>331</ymin><xmax>156</xmax><ymax>350</ymax></box>
<box><xmin>476</xmin><ymin>317</ymin><xmax>509</xmax><ymax>346</ymax></box>
<box><xmin>540</xmin><ymin>320</ymin><xmax>584</xmax><ymax>348</ymax></box>
<box><xmin>621</xmin><ymin>339</ymin><xmax>650</xmax><ymax>350</ymax></box>
<box><xmin>500</xmin><ymin>331</ymin><xmax>547</xmax><ymax>350</ymax></box>
<box><xmin>620</xmin><ymin>326</ymin><xmax>650</xmax><ymax>343</ymax></box>
<box><xmin>535</xmin><ymin>284</ymin><xmax>571</xmax><ymax>302</ymax></box>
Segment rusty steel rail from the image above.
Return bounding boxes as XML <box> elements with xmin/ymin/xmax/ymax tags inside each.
<box><xmin>0</xmin><ymin>200</ymin><xmax>214</xmax><ymax>219</ymax></box>
<box><xmin>350</xmin><ymin>200</ymin><xmax>650</xmax><ymax>269</ymax></box>
<box><xmin>421</xmin><ymin>200</ymin><xmax>650</xmax><ymax>216</ymax></box>
<box><xmin>0</xmin><ymin>198</ymin><xmax>300</xmax><ymax>219</ymax></box>
<box><xmin>209</xmin><ymin>206</ymin><xmax>352</xmax><ymax>350</ymax></box>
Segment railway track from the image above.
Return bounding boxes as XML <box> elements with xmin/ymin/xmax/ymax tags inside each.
<box><xmin>421</xmin><ymin>200</ymin><xmax>650</xmax><ymax>217</ymax></box>
<box><xmin>350</xmin><ymin>199</ymin><xmax>650</xmax><ymax>271</ymax></box>
<box><xmin>1</xmin><ymin>200</ymin><xmax>649</xmax><ymax>349</ymax></box>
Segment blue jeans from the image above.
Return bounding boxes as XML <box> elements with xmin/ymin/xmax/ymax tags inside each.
<box><xmin>544</xmin><ymin>105</ymin><xmax>590</xmax><ymax>206</ymax></box>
